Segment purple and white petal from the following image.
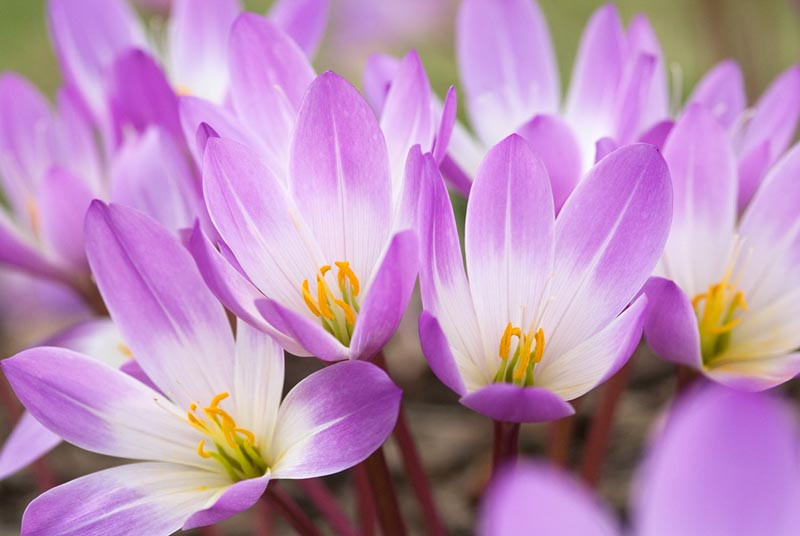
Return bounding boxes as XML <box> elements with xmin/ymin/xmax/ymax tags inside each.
<box><xmin>349</xmin><ymin>230</ymin><xmax>418</xmax><ymax>361</ymax></box>
<box><xmin>229</xmin><ymin>13</ymin><xmax>315</xmax><ymax>181</ymax></box>
<box><xmin>269</xmin><ymin>0</ymin><xmax>329</xmax><ymax>57</ymax></box>
<box><xmin>642</xmin><ymin>277</ymin><xmax>702</xmax><ymax>369</ymax></box>
<box><xmin>418</xmin><ymin>311</ymin><xmax>467</xmax><ymax>396</ymax></box>
<box><xmin>22</xmin><ymin>463</ymin><xmax>230</xmax><ymax>536</ymax></box>
<box><xmin>465</xmin><ymin>134</ymin><xmax>554</xmax><ymax>375</ymax></box>
<box><xmin>627</xmin><ymin>14</ymin><xmax>669</xmax><ymax>132</ymax></box>
<box><xmin>542</xmin><ymin>144</ymin><xmax>671</xmax><ymax>360</ymax></box>
<box><xmin>479</xmin><ymin>462</ymin><xmax>619</xmax><ymax>536</ymax></box>
<box><xmin>632</xmin><ymin>384</ymin><xmax>800</xmax><ymax>536</ymax></box>
<box><xmin>457</xmin><ymin>0</ymin><xmax>559</xmax><ymax>146</ymax></box>
<box><xmin>167</xmin><ymin>0</ymin><xmax>240</xmax><ymax>103</ymax></box>
<box><xmin>0</xmin><ymin>412</ymin><xmax>61</xmax><ymax>480</ymax></box>
<box><xmin>85</xmin><ymin>202</ymin><xmax>235</xmax><ymax>408</ymax></box>
<box><xmin>460</xmin><ymin>384</ymin><xmax>575</xmax><ymax>423</ymax></box>
<box><xmin>705</xmin><ymin>352</ymin><xmax>800</xmax><ymax>392</ymax></box>
<box><xmin>183</xmin><ymin>473</ymin><xmax>271</xmax><ymax>530</ymax></box>
<box><xmin>687</xmin><ymin>60</ymin><xmax>745</xmax><ymax>130</ymax></box>
<box><xmin>2</xmin><ymin>348</ymin><xmax>203</xmax><ymax>465</ymax></box>
<box><xmin>289</xmin><ymin>71</ymin><xmax>392</xmax><ymax>280</ymax></box>
<box><xmin>363</xmin><ymin>53</ymin><xmax>400</xmax><ymax>113</ymax></box>
<box><xmin>269</xmin><ymin>361</ymin><xmax>401</xmax><ymax>479</ymax></box>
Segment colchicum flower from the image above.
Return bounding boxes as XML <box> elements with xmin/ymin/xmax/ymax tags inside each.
<box><xmin>687</xmin><ymin>62</ymin><xmax>800</xmax><ymax>211</ymax></box>
<box><xmin>1</xmin><ymin>201</ymin><xmax>401</xmax><ymax>534</ymax></box>
<box><xmin>478</xmin><ymin>383</ymin><xmax>800</xmax><ymax>536</ymax></box>
<box><xmin>443</xmin><ymin>0</ymin><xmax>666</xmax><ymax>207</ymax></box>
<box><xmin>189</xmin><ymin>71</ymin><xmax>419</xmax><ymax>362</ymax></box>
<box><xmin>418</xmin><ymin>135</ymin><xmax>672</xmax><ymax>422</ymax></box>
<box><xmin>644</xmin><ymin>104</ymin><xmax>800</xmax><ymax>390</ymax></box>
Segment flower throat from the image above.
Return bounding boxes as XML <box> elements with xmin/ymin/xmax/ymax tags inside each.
<box><xmin>302</xmin><ymin>261</ymin><xmax>361</xmax><ymax>345</ymax></box>
<box><xmin>494</xmin><ymin>323</ymin><xmax>546</xmax><ymax>386</ymax></box>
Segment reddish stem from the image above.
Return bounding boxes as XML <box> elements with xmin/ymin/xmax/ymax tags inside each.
<box><xmin>579</xmin><ymin>359</ymin><xmax>634</xmax><ymax>487</ymax></box>
<box><xmin>264</xmin><ymin>484</ymin><xmax>322</xmax><ymax>536</ymax></box>
<box><xmin>491</xmin><ymin>421</ymin><xmax>520</xmax><ymax>473</ymax></box>
<box><xmin>362</xmin><ymin>446</ymin><xmax>406</xmax><ymax>536</ymax></box>
<box><xmin>675</xmin><ymin>365</ymin><xmax>698</xmax><ymax>394</ymax></box>
<box><xmin>547</xmin><ymin>398</ymin><xmax>582</xmax><ymax>467</ymax></box>
<box><xmin>297</xmin><ymin>478</ymin><xmax>356</xmax><ymax>536</ymax></box>
<box><xmin>352</xmin><ymin>463</ymin><xmax>377</xmax><ymax>536</ymax></box>
<box><xmin>255</xmin><ymin>498</ymin><xmax>275</xmax><ymax>536</ymax></box>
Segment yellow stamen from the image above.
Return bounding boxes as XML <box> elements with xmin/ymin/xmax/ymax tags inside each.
<box><xmin>117</xmin><ymin>343</ymin><xmax>133</xmax><ymax>358</ymax></box>
<box><xmin>197</xmin><ymin>439</ymin><xmax>212</xmax><ymax>458</ymax></box>
<box><xmin>302</xmin><ymin>280</ymin><xmax>321</xmax><ymax>317</ymax></box>
<box><xmin>496</xmin><ymin>323</ymin><xmax>546</xmax><ymax>385</ymax></box>
<box><xmin>335</xmin><ymin>261</ymin><xmax>360</xmax><ymax>296</ymax></box>
<box><xmin>335</xmin><ymin>298</ymin><xmax>356</xmax><ymax>326</ymax></box>
<box><xmin>300</xmin><ymin>262</ymin><xmax>363</xmax><ymax>344</ymax></box>
<box><xmin>532</xmin><ymin>328</ymin><xmax>545</xmax><ymax>364</ymax></box>
<box><xmin>316</xmin><ymin>275</ymin><xmax>335</xmax><ymax>320</ymax></box>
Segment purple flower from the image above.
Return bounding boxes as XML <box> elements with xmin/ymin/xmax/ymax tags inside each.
<box><xmin>179</xmin><ymin>12</ymin><xmax>452</xmax><ymax>193</ymax></box>
<box><xmin>688</xmin><ymin>62</ymin><xmax>800</xmax><ymax>210</ymax></box>
<box><xmin>440</xmin><ymin>0</ymin><xmax>666</xmax><ymax>208</ymax></box>
<box><xmin>189</xmin><ymin>71</ymin><xmax>419</xmax><ymax>362</ymax></box>
<box><xmin>644</xmin><ymin>104</ymin><xmax>800</xmax><ymax>391</ymax></box>
<box><xmin>48</xmin><ymin>0</ymin><xmax>327</xmax><ymax>112</ymax></box>
<box><xmin>479</xmin><ymin>383</ymin><xmax>800</xmax><ymax>535</ymax></box>
<box><xmin>418</xmin><ymin>136</ymin><xmax>672</xmax><ymax>423</ymax></box>
<box><xmin>1</xmin><ymin>201</ymin><xmax>401</xmax><ymax>534</ymax></box>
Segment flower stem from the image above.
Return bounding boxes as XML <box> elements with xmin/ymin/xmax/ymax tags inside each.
<box><xmin>264</xmin><ymin>483</ymin><xmax>322</xmax><ymax>536</ymax></box>
<box><xmin>362</xmin><ymin>446</ymin><xmax>406</xmax><ymax>536</ymax></box>
<box><xmin>297</xmin><ymin>478</ymin><xmax>357</xmax><ymax>536</ymax></box>
<box><xmin>374</xmin><ymin>353</ymin><xmax>446</xmax><ymax>536</ymax></box>
<box><xmin>547</xmin><ymin>397</ymin><xmax>582</xmax><ymax>467</ymax></box>
<box><xmin>675</xmin><ymin>365</ymin><xmax>698</xmax><ymax>394</ymax></box>
<box><xmin>579</xmin><ymin>359</ymin><xmax>634</xmax><ymax>486</ymax></box>
<box><xmin>0</xmin><ymin>372</ymin><xmax>21</xmax><ymax>422</ymax></box>
<box><xmin>352</xmin><ymin>463</ymin><xmax>377</xmax><ymax>536</ymax></box>
<box><xmin>491</xmin><ymin>421</ymin><xmax>520</xmax><ymax>472</ymax></box>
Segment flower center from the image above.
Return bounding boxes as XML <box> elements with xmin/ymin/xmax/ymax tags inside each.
<box><xmin>692</xmin><ymin>260</ymin><xmax>748</xmax><ymax>364</ymax></box>
<box><xmin>494</xmin><ymin>323</ymin><xmax>546</xmax><ymax>386</ymax></box>
<box><xmin>186</xmin><ymin>392</ymin><xmax>267</xmax><ymax>481</ymax></box>
<box><xmin>302</xmin><ymin>261</ymin><xmax>361</xmax><ymax>345</ymax></box>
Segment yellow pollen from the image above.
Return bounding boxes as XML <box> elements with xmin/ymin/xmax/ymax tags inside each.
<box><xmin>25</xmin><ymin>197</ymin><xmax>40</xmax><ymax>238</ymax></box>
<box><xmin>117</xmin><ymin>343</ymin><xmax>133</xmax><ymax>358</ymax></box>
<box><xmin>301</xmin><ymin>262</ymin><xmax>363</xmax><ymax>345</ymax></box>
<box><xmin>175</xmin><ymin>84</ymin><xmax>192</xmax><ymax>96</ymax></box>
<box><xmin>495</xmin><ymin>323</ymin><xmax>546</xmax><ymax>385</ymax></box>
<box><xmin>186</xmin><ymin>392</ymin><xmax>267</xmax><ymax>481</ymax></box>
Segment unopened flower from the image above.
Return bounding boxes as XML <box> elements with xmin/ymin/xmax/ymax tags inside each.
<box><xmin>644</xmin><ymin>104</ymin><xmax>800</xmax><ymax>390</ymax></box>
<box><xmin>418</xmin><ymin>136</ymin><xmax>671</xmax><ymax>422</ymax></box>
<box><xmin>1</xmin><ymin>201</ymin><xmax>401</xmax><ymax>534</ymax></box>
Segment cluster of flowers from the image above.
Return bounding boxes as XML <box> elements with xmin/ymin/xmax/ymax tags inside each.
<box><xmin>1</xmin><ymin>0</ymin><xmax>799</xmax><ymax>534</ymax></box>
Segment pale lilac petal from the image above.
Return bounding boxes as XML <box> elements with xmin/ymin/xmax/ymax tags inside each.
<box><xmin>85</xmin><ymin>202</ymin><xmax>235</xmax><ymax>408</ymax></box>
<box><xmin>36</xmin><ymin>167</ymin><xmax>94</xmax><ymax>271</ymax></box>
<box><xmin>229</xmin><ymin>13</ymin><xmax>315</xmax><ymax>181</ymax></box>
<box><xmin>2</xmin><ymin>348</ymin><xmax>203</xmax><ymax>464</ymax></box>
<box><xmin>22</xmin><ymin>463</ymin><xmax>230</xmax><ymax>536</ymax></box>
<box><xmin>418</xmin><ymin>311</ymin><xmax>467</xmax><ymax>396</ymax></box>
<box><xmin>183</xmin><ymin>473</ymin><xmax>271</xmax><ymax>530</ymax></box>
<box><xmin>535</xmin><ymin>296</ymin><xmax>646</xmax><ymax>401</ymax></box>
<box><xmin>565</xmin><ymin>5</ymin><xmax>625</xmax><ymax>143</ymax></box>
<box><xmin>394</xmin><ymin>145</ymin><xmax>426</xmax><ymax>233</ymax></box>
<box><xmin>419</xmin><ymin>159</ymin><xmax>485</xmax><ymax>388</ymax></box>
<box><xmin>612</xmin><ymin>52</ymin><xmax>657</xmax><ymax>144</ymax></box>
<box><xmin>269</xmin><ymin>361</ymin><xmax>401</xmax><ymax>478</ymax></box>
<box><xmin>543</xmin><ymin>144</ymin><xmax>671</xmax><ymax>359</ymax></box>
<box><xmin>705</xmin><ymin>353</ymin><xmax>800</xmax><ymax>392</ymax></box>
<box><xmin>479</xmin><ymin>462</ymin><xmax>619</xmax><ymax>536</ymax></box>
<box><xmin>363</xmin><ymin>53</ymin><xmax>400</xmax><ymax>113</ymax></box>
<box><xmin>203</xmin><ymin>137</ymin><xmax>324</xmax><ymax>314</ymax></box>
<box><xmin>178</xmin><ymin>95</ymin><xmax>267</xmax><ymax>165</ymax></box>
<box><xmin>47</xmin><ymin>0</ymin><xmax>147</xmax><ymax>116</ymax></box>
<box><xmin>119</xmin><ymin>360</ymin><xmax>161</xmax><ymax>393</ymax></box>
<box><xmin>269</xmin><ymin>0</ymin><xmax>329</xmax><ymax>57</ymax></box>
<box><xmin>460</xmin><ymin>384</ymin><xmax>575</xmax><ymax>423</ymax></box>
<box><xmin>737</xmin><ymin>143</ymin><xmax>800</xmax><ymax>310</ymax></box>
<box><xmin>290</xmin><ymin>71</ymin><xmax>392</xmax><ymax>279</ymax></box>
<box><xmin>661</xmin><ymin>104</ymin><xmax>737</xmax><ymax>295</ymax></box>
<box><xmin>628</xmin><ymin>14</ymin><xmax>669</xmax><ymax>132</ymax></box>
<box><xmin>380</xmin><ymin>50</ymin><xmax>435</xmax><ymax>190</ymax></box>
<box><xmin>256</xmin><ymin>298</ymin><xmax>349</xmax><ymax>362</ymax></box>
<box><xmin>465</xmin><ymin>134</ymin><xmax>554</xmax><ymax>371</ymax></box>
<box><xmin>457</xmin><ymin>0</ymin><xmax>559</xmax><ymax>145</ymax></box>
<box><xmin>633</xmin><ymin>384</ymin><xmax>800</xmax><ymax>536</ymax></box>
<box><xmin>735</xmin><ymin>140</ymin><xmax>770</xmax><ymax>214</ymax></box>
<box><xmin>642</xmin><ymin>277</ymin><xmax>702</xmax><ymax>369</ymax></box>
<box><xmin>638</xmin><ymin>119</ymin><xmax>673</xmax><ymax>151</ymax></box>
<box><xmin>110</xmin><ymin>126</ymin><xmax>201</xmax><ymax>232</ymax></box>
<box><xmin>433</xmin><ymin>86</ymin><xmax>457</xmax><ymax>164</ymax></box>
<box><xmin>54</xmin><ymin>85</ymin><xmax>104</xmax><ymax>193</ymax></box>
<box><xmin>444</xmin><ymin>118</ymin><xmax>484</xmax><ymax>187</ymax></box>
<box><xmin>0</xmin><ymin>411</ymin><xmax>61</xmax><ymax>480</ymax></box>
<box><xmin>594</xmin><ymin>137</ymin><xmax>618</xmax><ymax>162</ymax></box>
<box><xmin>350</xmin><ymin>230</ymin><xmax>418</xmax><ymax>361</ymax></box>
<box><xmin>43</xmin><ymin>317</ymin><xmax>129</xmax><ymax>368</ymax></box>
<box><xmin>687</xmin><ymin>59</ymin><xmax>745</xmax><ymax>130</ymax></box>
<box><xmin>168</xmin><ymin>0</ymin><xmax>240</xmax><ymax>103</ymax></box>
<box><xmin>516</xmin><ymin>114</ymin><xmax>582</xmax><ymax>212</ymax></box>
<box><xmin>233</xmin><ymin>320</ymin><xmax>284</xmax><ymax>449</ymax></box>
<box><xmin>187</xmin><ymin>224</ymin><xmax>306</xmax><ymax>355</ymax></box>
<box><xmin>0</xmin><ymin>213</ymin><xmax>70</xmax><ymax>285</ymax></box>
<box><xmin>107</xmin><ymin>49</ymin><xmax>182</xmax><ymax>146</ymax></box>
<box><xmin>0</xmin><ymin>74</ymin><xmax>54</xmax><ymax>217</ymax></box>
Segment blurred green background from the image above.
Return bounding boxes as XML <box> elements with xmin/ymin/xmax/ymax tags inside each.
<box><xmin>1</xmin><ymin>0</ymin><xmax>799</xmax><ymax>105</ymax></box>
